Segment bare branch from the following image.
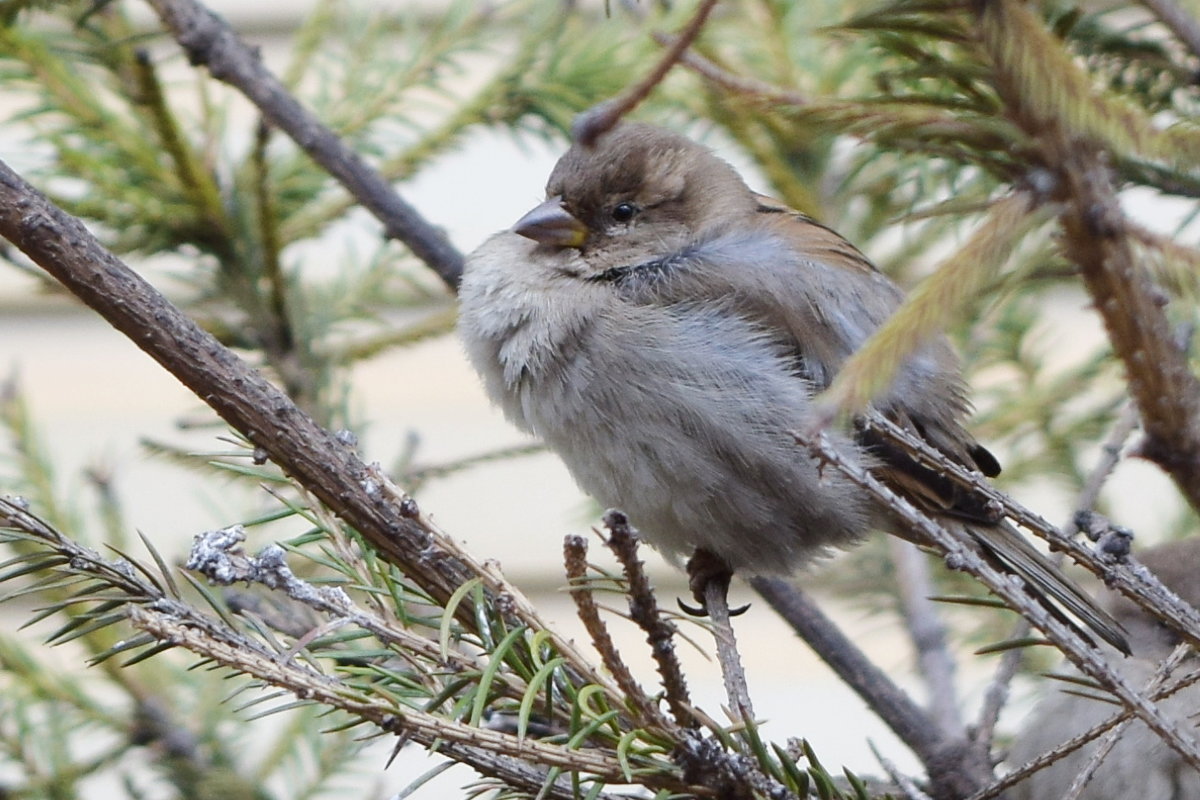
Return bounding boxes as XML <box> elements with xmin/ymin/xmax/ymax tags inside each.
<box><xmin>972</xmin><ymin>402</ymin><xmax>1140</xmax><ymax>753</ymax></box>
<box><xmin>601</xmin><ymin>511</ymin><xmax>699</xmax><ymax>731</ymax></box>
<box><xmin>572</xmin><ymin>0</ymin><xmax>719</xmax><ymax>145</ymax></box>
<box><xmin>871</xmin><ymin>742</ymin><xmax>935</xmax><ymax>800</ymax></box>
<box><xmin>701</xmin><ymin>574</ymin><xmax>756</xmax><ymax>724</ymax></box>
<box><xmin>792</xmin><ymin>428</ymin><xmax>1200</xmax><ymax>778</ymax></box>
<box><xmin>1072</xmin><ymin>403</ymin><xmax>1142</xmax><ymax>523</ymax></box>
<box><xmin>749</xmin><ymin>576</ymin><xmax>989</xmax><ymax>799</ymax></box>
<box><xmin>563</xmin><ymin>534</ymin><xmax>670</xmax><ymax>731</ymax></box>
<box><xmin>887</xmin><ymin>538</ymin><xmax>963</xmax><ymax>738</ymax></box>
<box><xmin>970</xmin><ymin>656</ymin><xmax>1200</xmax><ymax>800</ymax></box>
<box><xmin>865</xmin><ymin>413</ymin><xmax>1200</xmax><ymax>650</ymax></box>
<box><xmin>143</xmin><ymin>0</ymin><xmax>463</xmax><ymax>290</ymax></box>
<box><xmin>653</xmin><ymin>34</ymin><xmax>809</xmax><ymax>105</ymax></box>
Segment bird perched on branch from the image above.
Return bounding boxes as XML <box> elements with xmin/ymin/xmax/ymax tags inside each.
<box><xmin>457</xmin><ymin>122</ymin><xmax>1125</xmax><ymax>652</ymax></box>
<box><xmin>1008</xmin><ymin>538</ymin><xmax>1200</xmax><ymax>799</ymax></box>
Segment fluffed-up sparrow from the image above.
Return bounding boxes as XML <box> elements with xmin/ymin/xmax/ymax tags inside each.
<box><xmin>457</xmin><ymin>122</ymin><xmax>1126</xmax><ymax>652</ymax></box>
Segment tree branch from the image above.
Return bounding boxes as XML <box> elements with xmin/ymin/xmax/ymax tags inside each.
<box><xmin>571</xmin><ymin>0</ymin><xmax>719</xmax><ymax>145</ymax></box>
<box><xmin>1056</xmin><ymin>147</ymin><xmax>1200</xmax><ymax>514</ymax></box>
<box><xmin>887</xmin><ymin>538</ymin><xmax>963</xmax><ymax>738</ymax></box>
<box><xmin>0</xmin><ymin>157</ymin><xmax>463</xmax><ymax>614</ymax></box>
<box><xmin>792</xmin><ymin>428</ymin><xmax>1200</xmax><ymax>781</ymax></box>
<box><xmin>979</xmin><ymin>0</ymin><xmax>1200</xmax><ymax>518</ymax></box>
<box><xmin>601</xmin><ymin>511</ymin><xmax>700</xmax><ymax>731</ymax></box>
<box><xmin>143</xmin><ymin>0</ymin><xmax>464</xmax><ymax>290</ymax></box>
<box><xmin>749</xmin><ymin>577</ymin><xmax>989</xmax><ymax>800</ymax></box>
<box><xmin>865</xmin><ymin>413</ymin><xmax>1200</xmax><ymax>650</ymax></box>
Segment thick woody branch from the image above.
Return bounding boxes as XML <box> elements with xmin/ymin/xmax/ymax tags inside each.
<box><xmin>143</xmin><ymin>0</ymin><xmax>463</xmax><ymax>290</ymax></box>
<box><xmin>0</xmin><ymin>158</ymin><xmax>469</xmax><ymax>609</ymax></box>
<box><xmin>1055</xmin><ymin>148</ymin><xmax>1200</xmax><ymax>514</ymax></box>
<box><xmin>0</xmin><ymin>163</ymin><xmax>629</xmax><ymax>710</ymax></box>
<box><xmin>978</xmin><ymin>0</ymin><xmax>1200</xmax><ymax>517</ymax></box>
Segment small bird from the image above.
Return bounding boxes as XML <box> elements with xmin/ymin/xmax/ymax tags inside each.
<box><xmin>458</xmin><ymin>122</ymin><xmax>1125</xmax><ymax>650</ymax></box>
<box><xmin>1007</xmin><ymin>539</ymin><xmax>1200</xmax><ymax>799</ymax></box>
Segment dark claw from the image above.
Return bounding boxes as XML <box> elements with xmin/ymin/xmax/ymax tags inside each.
<box><xmin>678</xmin><ymin>598</ymin><xmax>708</xmax><ymax>617</ymax></box>
<box><xmin>676</xmin><ymin>597</ymin><xmax>752</xmax><ymax>617</ymax></box>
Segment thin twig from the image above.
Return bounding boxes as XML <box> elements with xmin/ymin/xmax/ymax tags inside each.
<box><xmin>870</xmin><ymin>741</ymin><xmax>935</xmax><ymax>800</ymax></box>
<box><xmin>701</xmin><ymin>577</ymin><xmax>755</xmax><ymax>724</ymax></box>
<box><xmin>0</xmin><ymin>498</ymin><xmax>687</xmax><ymax>800</ymax></box>
<box><xmin>186</xmin><ymin>524</ymin><xmax>520</xmax><ymax>693</ymax></box>
<box><xmin>749</xmin><ymin>576</ymin><xmax>989</xmax><ymax>798</ymax></box>
<box><xmin>563</xmin><ymin>534</ymin><xmax>671</xmax><ymax>731</ymax></box>
<box><xmin>143</xmin><ymin>0</ymin><xmax>463</xmax><ymax>289</ymax></box>
<box><xmin>792</xmin><ymin>428</ymin><xmax>1200</xmax><ymax>778</ymax></box>
<box><xmin>364</xmin><ymin>468</ymin><xmax>633</xmax><ymax>709</ymax></box>
<box><xmin>128</xmin><ymin>605</ymin><xmax>673</xmax><ymax>794</ymax></box>
<box><xmin>1073</xmin><ymin>402</ymin><xmax>1141</xmax><ymax>521</ymax></box>
<box><xmin>656</xmin><ymin>35</ymin><xmax>809</xmax><ymax>106</ymax></box>
<box><xmin>1059</xmin><ymin>719</ymin><xmax>1129</xmax><ymax>800</ymax></box>
<box><xmin>970</xmin><ymin>616</ymin><xmax>1028</xmax><ymax>760</ymax></box>
<box><xmin>1061</xmin><ymin>641</ymin><xmax>1192</xmax><ymax>800</ymax></box>
<box><xmin>972</xmin><ymin>402</ymin><xmax>1140</xmax><ymax>753</ymax></box>
<box><xmin>971</xmin><ymin>653</ymin><xmax>1200</xmax><ymax>800</ymax></box>
<box><xmin>571</xmin><ymin>0</ymin><xmax>720</xmax><ymax>145</ymax></box>
<box><xmin>865</xmin><ymin>413</ymin><xmax>1200</xmax><ymax>648</ymax></box>
<box><xmin>601</xmin><ymin>511</ymin><xmax>698</xmax><ymax>730</ymax></box>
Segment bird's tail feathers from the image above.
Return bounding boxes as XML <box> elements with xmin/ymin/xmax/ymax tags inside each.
<box><xmin>949</xmin><ymin>519</ymin><xmax>1130</xmax><ymax>655</ymax></box>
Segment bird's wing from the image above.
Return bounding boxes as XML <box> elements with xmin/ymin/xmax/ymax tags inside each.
<box><xmin>755</xmin><ymin>201</ymin><xmax>1004</xmax><ymax>514</ymax></box>
<box><xmin>599</xmin><ymin>199</ymin><xmax>1129</xmax><ymax>653</ymax></box>
<box><xmin>598</xmin><ymin>197</ymin><xmax>999</xmax><ymax>516</ymax></box>
<box><xmin>754</xmin><ymin>205</ymin><xmax>1127</xmax><ymax>652</ymax></box>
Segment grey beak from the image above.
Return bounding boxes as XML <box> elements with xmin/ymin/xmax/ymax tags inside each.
<box><xmin>513</xmin><ymin>196</ymin><xmax>588</xmax><ymax>248</ymax></box>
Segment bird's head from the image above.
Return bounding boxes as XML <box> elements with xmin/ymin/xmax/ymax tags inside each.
<box><xmin>512</xmin><ymin>123</ymin><xmax>755</xmax><ymax>267</ymax></box>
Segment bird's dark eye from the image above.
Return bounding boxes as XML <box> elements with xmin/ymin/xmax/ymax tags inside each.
<box><xmin>611</xmin><ymin>202</ymin><xmax>638</xmax><ymax>223</ymax></box>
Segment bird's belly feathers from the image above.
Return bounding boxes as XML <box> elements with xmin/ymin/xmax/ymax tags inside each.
<box><xmin>470</xmin><ymin>289</ymin><xmax>874</xmax><ymax>574</ymax></box>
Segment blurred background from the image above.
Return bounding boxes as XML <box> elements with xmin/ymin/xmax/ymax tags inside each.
<box><xmin>1</xmin><ymin>0</ymin><xmax>1197</xmax><ymax>797</ymax></box>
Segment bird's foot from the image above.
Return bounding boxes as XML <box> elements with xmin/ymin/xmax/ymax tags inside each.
<box><xmin>679</xmin><ymin>548</ymin><xmax>750</xmax><ymax>617</ymax></box>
